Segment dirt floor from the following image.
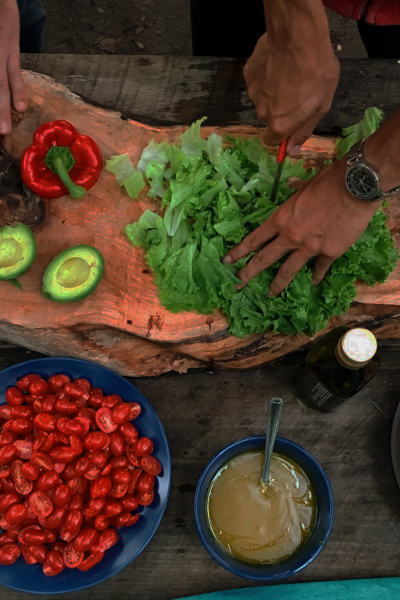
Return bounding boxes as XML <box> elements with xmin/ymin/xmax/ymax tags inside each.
<box><xmin>41</xmin><ymin>1</ymin><xmax>367</xmax><ymax>59</ymax></box>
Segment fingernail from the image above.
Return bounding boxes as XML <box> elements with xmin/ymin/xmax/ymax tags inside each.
<box><xmin>288</xmin><ymin>145</ymin><xmax>302</xmax><ymax>157</ymax></box>
<box><xmin>0</xmin><ymin>122</ymin><xmax>10</xmax><ymax>134</ymax></box>
<box><xmin>234</xmin><ymin>283</ymin><xmax>245</xmax><ymax>291</ymax></box>
<box><xmin>311</xmin><ymin>279</ymin><xmax>317</xmax><ymax>286</ymax></box>
<box><xmin>15</xmin><ymin>102</ymin><xmax>26</xmax><ymax>111</ymax></box>
<box><xmin>267</xmin><ymin>290</ymin><xmax>275</xmax><ymax>298</ymax></box>
<box><xmin>222</xmin><ymin>256</ymin><xmax>232</xmax><ymax>264</ymax></box>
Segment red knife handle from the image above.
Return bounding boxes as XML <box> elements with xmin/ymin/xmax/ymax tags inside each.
<box><xmin>277</xmin><ymin>139</ymin><xmax>288</xmax><ymax>164</ymax></box>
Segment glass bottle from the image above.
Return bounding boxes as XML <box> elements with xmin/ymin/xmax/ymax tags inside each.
<box><xmin>292</xmin><ymin>326</ymin><xmax>380</xmax><ymax>413</ymax></box>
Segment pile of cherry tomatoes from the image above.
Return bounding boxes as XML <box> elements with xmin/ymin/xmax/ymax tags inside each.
<box><xmin>0</xmin><ymin>372</ymin><xmax>162</xmax><ymax>576</ymax></box>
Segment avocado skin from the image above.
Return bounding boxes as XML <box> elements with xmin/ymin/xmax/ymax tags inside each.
<box><xmin>0</xmin><ymin>223</ymin><xmax>37</xmax><ymax>280</ymax></box>
<box><xmin>42</xmin><ymin>245</ymin><xmax>104</xmax><ymax>303</ymax></box>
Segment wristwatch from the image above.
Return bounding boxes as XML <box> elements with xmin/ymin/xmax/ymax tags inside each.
<box><xmin>346</xmin><ymin>138</ymin><xmax>400</xmax><ymax>202</ymax></box>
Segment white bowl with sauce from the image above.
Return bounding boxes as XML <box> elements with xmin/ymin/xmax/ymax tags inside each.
<box><xmin>194</xmin><ymin>436</ymin><xmax>334</xmax><ymax>581</ymax></box>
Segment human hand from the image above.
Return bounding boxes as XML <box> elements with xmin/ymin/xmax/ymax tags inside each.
<box><xmin>0</xmin><ymin>0</ymin><xmax>27</xmax><ymax>135</ymax></box>
<box><xmin>223</xmin><ymin>159</ymin><xmax>380</xmax><ymax>296</ymax></box>
<box><xmin>244</xmin><ymin>32</ymin><xmax>339</xmax><ymax>157</ymax></box>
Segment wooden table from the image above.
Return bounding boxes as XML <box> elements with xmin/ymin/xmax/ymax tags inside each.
<box><xmin>2</xmin><ymin>55</ymin><xmax>400</xmax><ymax>599</ymax></box>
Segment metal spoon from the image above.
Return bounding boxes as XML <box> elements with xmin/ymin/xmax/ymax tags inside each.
<box><xmin>260</xmin><ymin>397</ymin><xmax>283</xmax><ymax>490</ymax></box>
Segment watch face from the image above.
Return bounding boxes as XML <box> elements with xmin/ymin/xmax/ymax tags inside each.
<box><xmin>346</xmin><ymin>165</ymin><xmax>378</xmax><ymax>200</ymax></box>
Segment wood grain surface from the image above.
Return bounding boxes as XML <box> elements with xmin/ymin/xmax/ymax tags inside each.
<box><xmin>19</xmin><ymin>55</ymin><xmax>400</xmax><ymax>132</ymax></box>
<box><xmin>1</xmin><ymin>69</ymin><xmax>400</xmax><ymax>376</ymax></box>
<box><xmin>1</xmin><ymin>343</ymin><xmax>400</xmax><ymax>600</ymax></box>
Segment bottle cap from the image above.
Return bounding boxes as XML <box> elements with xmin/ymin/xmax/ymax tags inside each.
<box><xmin>336</xmin><ymin>328</ymin><xmax>377</xmax><ymax>369</ymax></box>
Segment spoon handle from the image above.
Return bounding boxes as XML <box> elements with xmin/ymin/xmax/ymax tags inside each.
<box><xmin>261</xmin><ymin>397</ymin><xmax>283</xmax><ymax>486</ymax></box>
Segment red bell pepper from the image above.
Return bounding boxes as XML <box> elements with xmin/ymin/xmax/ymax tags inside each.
<box><xmin>20</xmin><ymin>120</ymin><xmax>103</xmax><ymax>200</ymax></box>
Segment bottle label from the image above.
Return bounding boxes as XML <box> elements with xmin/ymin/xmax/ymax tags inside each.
<box><xmin>293</xmin><ymin>363</ymin><xmax>339</xmax><ymax>411</ymax></box>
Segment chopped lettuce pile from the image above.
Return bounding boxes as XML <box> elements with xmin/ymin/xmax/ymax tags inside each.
<box><xmin>106</xmin><ymin>108</ymin><xmax>399</xmax><ymax>338</ymax></box>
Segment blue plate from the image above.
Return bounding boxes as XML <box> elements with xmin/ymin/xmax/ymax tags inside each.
<box><xmin>0</xmin><ymin>357</ymin><xmax>172</xmax><ymax>594</ymax></box>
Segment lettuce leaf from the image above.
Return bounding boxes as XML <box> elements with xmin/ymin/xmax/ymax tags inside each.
<box><xmin>124</xmin><ymin>112</ymin><xmax>398</xmax><ymax>338</ymax></box>
<box><xmin>336</xmin><ymin>107</ymin><xmax>384</xmax><ymax>158</ymax></box>
<box><xmin>106</xmin><ymin>154</ymin><xmax>145</xmax><ymax>199</ymax></box>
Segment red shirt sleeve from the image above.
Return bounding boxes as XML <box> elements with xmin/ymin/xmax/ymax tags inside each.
<box><xmin>323</xmin><ymin>0</ymin><xmax>400</xmax><ymax>25</ymax></box>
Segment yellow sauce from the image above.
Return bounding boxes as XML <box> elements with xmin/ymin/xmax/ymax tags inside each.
<box><xmin>206</xmin><ymin>451</ymin><xmax>316</xmax><ymax>564</ymax></box>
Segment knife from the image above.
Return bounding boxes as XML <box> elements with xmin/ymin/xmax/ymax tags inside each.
<box><xmin>270</xmin><ymin>139</ymin><xmax>288</xmax><ymax>202</ymax></box>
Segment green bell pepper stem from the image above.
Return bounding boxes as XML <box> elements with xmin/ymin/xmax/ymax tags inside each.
<box><xmin>53</xmin><ymin>155</ymin><xmax>87</xmax><ymax>199</ymax></box>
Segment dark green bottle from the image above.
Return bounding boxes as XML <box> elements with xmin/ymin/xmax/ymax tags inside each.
<box><xmin>292</xmin><ymin>326</ymin><xmax>380</xmax><ymax>413</ymax></box>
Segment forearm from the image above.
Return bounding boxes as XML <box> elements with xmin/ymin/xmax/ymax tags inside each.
<box><xmin>262</xmin><ymin>0</ymin><xmax>331</xmax><ymax>49</ymax></box>
<box><xmin>364</xmin><ymin>109</ymin><xmax>400</xmax><ymax>192</ymax></box>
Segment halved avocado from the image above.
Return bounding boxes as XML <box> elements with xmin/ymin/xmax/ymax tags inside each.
<box><xmin>0</xmin><ymin>223</ymin><xmax>37</xmax><ymax>280</ymax></box>
<box><xmin>42</xmin><ymin>245</ymin><xmax>104</xmax><ymax>303</ymax></box>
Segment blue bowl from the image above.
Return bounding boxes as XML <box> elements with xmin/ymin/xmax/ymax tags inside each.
<box><xmin>194</xmin><ymin>436</ymin><xmax>334</xmax><ymax>582</ymax></box>
<box><xmin>0</xmin><ymin>357</ymin><xmax>172</xmax><ymax>594</ymax></box>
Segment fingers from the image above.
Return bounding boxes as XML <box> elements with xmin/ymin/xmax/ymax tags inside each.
<box><xmin>286</xmin><ymin>116</ymin><xmax>321</xmax><ymax>157</ymax></box>
<box><xmin>223</xmin><ymin>219</ymin><xmax>277</xmax><ymax>266</ymax></box>
<box><xmin>0</xmin><ymin>61</ymin><xmax>11</xmax><ymax>134</ymax></box>
<box><xmin>235</xmin><ymin>237</ymin><xmax>292</xmax><ymax>286</ymax></box>
<box><xmin>311</xmin><ymin>255</ymin><xmax>334</xmax><ymax>285</ymax></box>
<box><xmin>7</xmin><ymin>52</ymin><xmax>26</xmax><ymax>114</ymax></box>
<box><xmin>268</xmin><ymin>250</ymin><xmax>311</xmax><ymax>297</ymax></box>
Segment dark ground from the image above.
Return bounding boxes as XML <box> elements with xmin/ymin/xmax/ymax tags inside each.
<box><xmin>41</xmin><ymin>1</ymin><xmax>367</xmax><ymax>59</ymax></box>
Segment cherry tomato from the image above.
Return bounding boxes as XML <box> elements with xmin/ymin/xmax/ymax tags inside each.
<box><xmin>13</xmin><ymin>440</ymin><xmax>33</xmax><ymax>460</ymax></box>
<box><xmin>63</xmin><ymin>543</ymin><xmax>84</xmax><ymax>568</ymax></box>
<box><xmin>89</xmin><ymin>389</ymin><xmax>103</xmax><ymax>409</ymax></box>
<box><xmin>137</xmin><ymin>489</ymin><xmax>154</xmax><ymax>506</ymax></box>
<box><xmin>120</xmin><ymin>494</ymin><xmax>139</xmax><ymax>512</ymax></box>
<box><xmin>118</xmin><ymin>422</ymin><xmax>138</xmax><ymax>444</ymax></box>
<box><xmin>0</xmin><ymin>431</ymin><xmax>18</xmax><ymax>446</ymax></box>
<box><xmin>90</xmin><ymin>476</ymin><xmax>112</xmax><ymax>499</ymax></box>
<box><xmin>109</xmin><ymin>433</ymin><xmax>125</xmax><ymax>457</ymax></box>
<box><xmin>52</xmin><ymin>483</ymin><xmax>72</xmax><ymax>507</ymax></box>
<box><xmin>33</xmin><ymin>413</ymin><xmax>57</xmax><ymax>433</ymax></box>
<box><xmin>29</xmin><ymin>379</ymin><xmax>48</xmax><ymax>397</ymax></box>
<box><xmin>101</xmin><ymin>394</ymin><xmax>122</xmax><ymax>409</ymax></box>
<box><xmin>68</xmin><ymin>493</ymin><xmax>84</xmax><ymax>511</ymax></box>
<box><xmin>11</xmin><ymin>405</ymin><xmax>34</xmax><ymax>419</ymax></box>
<box><xmin>5</xmin><ymin>387</ymin><xmax>24</xmax><ymax>406</ymax></box>
<box><xmin>47</xmin><ymin>375</ymin><xmax>68</xmax><ymax>392</ymax></box>
<box><xmin>111</xmin><ymin>403</ymin><xmax>131</xmax><ymax>424</ymax></box>
<box><xmin>77</xmin><ymin>551</ymin><xmax>104</xmax><ymax>571</ymax></box>
<box><xmin>21</xmin><ymin>461</ymin><xmax>40</xmax><ymax>481</ymax></box>
<box><xmin>19</xmin><ymin>527</ymin><xmax>48</xmax><ymax>546</ymax></box>
<box><xmin>48</xmin><ymin>446</ymin><xmax>76</xmax><ymax>463</ymax></box>
<box><xmin>0</xmin><ymin>532</ymin><xmax>18</xmax><ymax>546</ymax></box>
<box><xmin>95</xmin><ymin>407</ymin><xmax>118</xmax><ymax>434</ymax></box>
<box><xmin>141</xmin><ymin>455</ymin><xmax>162</xmax><ymax>476</ymax></box>
<box><xmin>94</xmin><ymin>514</ymin><xmax>109</xmax><ymax>531</ymax></box>
<box><xmin>128</xmin><ymin>402</ymin><xmax>141</xmax><ymax>420</ymax></box>
<box><xmin>0</xmin><ymin>491</ymin><xmax>19</xmax><ymax>512</ymax></box>
<box><xmin>82</xmin><ymin>498</ymin><xmax>105</xmax><ymax>518</ymax></box>
<box><xmin>83</xmin><ymin>432</ymin><xmax>109</xmax><ymax>450</ymax></box>
<box><xmin>6</xmin><ymin>503</ymin><xmax>27</xmax><ymax>525</ymax></box>
<box><xmin>31</xmin><ymin>452</ymin><xmax>54</xmax><ymax>471</ymax></box>
<box><xmin>51</xmin><ymin>540</ymin><xmax>67</xmax><ymax>554</ymax></box>
<box><xmin>45</xmin><ymin>507</ymin><xmax>66</xmax><ymax>530</ymax></box>
<box><xmin>55</xmin><ymin>399</ymin><xmax>78</xmax><ymax>415</ymax></box>
<box><xmin>114</xmin><ymin>512</ymin><xmax>139</xmax><ymax>529</ymax></box>
<box><xmin>27</xmin><ymin>543</ymin><xmax>48</xmax><ymax>564</ymax></box>
<box><xmin>72</xmin><ymin>527</ymin><xmax>99</xmax><ymax>552</ymax></box>
<box><xmin>37</xmin><ymin>470</ymin><xmax>61</xmax><ymax>492</ymax></box>
<box><xmin>126</xmin><ymin>445</ymin><xmax>141</xmax><ymax>467</ymax></box>
<box><xmin>0</xmin><ymin>444</ymin><xmax>18</xmax><ymax>466</ymax></box>
<box><xmin>43</xmin><ymin>549</ymin><xmax>64</xmax><ymax>575</ymax></box>
<box><xmin>103</xmin><ymin>500</ymin><xmax>122</xmax><ymax>518</ymax></box>
<box><xmin>63</xmin><ymin>383</ymin><xmax>85</xmax><ymax>401</ymax></box>
<box><xmin>111</xmin><ymin>468</ymin><xmax>131</xmax><ymax>486</ymax></box>
<box><xmin>29</xmin><ymin>491</ymin><xmax>53</xmax><ymax>517</ymax></box>
<box><xmin>40</xmin><ymin>394</ymin><xmax>57</xmax><ymax>414</ymax></box>
<box><xmin>131</xmin><ymin>437</ymin><xmax>153</xmax><ymax>457</ymax></box>
<box><xmin>127</xmin><ymin>468</ymin><xmax>142</xmax><ymax>495</ymax></box>
<box><xmin>90</xmin><ymin>528</ymin><xmax>119</xmax><ymax>553</ymax></box>
<box><xmin>136</xmin><ymin>473</ymin><xmax>155</xmax><ymax>494</ymax></box>
<box><xmin>0</xmin><ymin>543</ymin><xmax>21</xmax><ymax>565</ymax></box>
<box><xmin>11</xmin><ymin>460</ymin><xmax>33</xmax><ymax>495</ymax></box>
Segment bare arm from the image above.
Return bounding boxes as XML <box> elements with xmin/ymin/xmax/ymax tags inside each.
<box><xmin>244</xmin><ymin>0</ymin><xmax>339</xmax><ymax>156</ymax></box>
<box><xmin>0</xmin><ymin>0</ymin><xmax>27</xmax><ymax>135</ymax></box>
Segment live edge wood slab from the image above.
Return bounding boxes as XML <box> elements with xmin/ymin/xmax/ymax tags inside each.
<box><xmin>1</xmin><ymin>62</ymin><xmax>400</xmax><ymax>377</ymax></box>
